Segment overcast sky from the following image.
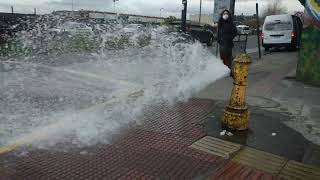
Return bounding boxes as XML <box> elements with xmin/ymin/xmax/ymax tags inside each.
<box><xmin>0</xmin><ymin>0</ymin><xmax>304</xmax><ymax>17</ymax></box>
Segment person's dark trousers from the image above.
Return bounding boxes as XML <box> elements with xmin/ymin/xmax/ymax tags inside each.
<box><xmin>220</xmin><ymin>51</ymin><xmax>234</xmax><ymax>78</ymax></box>
<box><xmin>220</xmin><ymin>51</ymin><xmax>232</xmax><ymax>69</ymax></box>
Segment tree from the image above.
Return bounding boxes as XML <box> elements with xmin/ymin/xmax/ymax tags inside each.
<box><xmin>243</xmin><ymin>19</ymin><xmax>258</xmax><ymax>28</ymax></box>
<box><xmin>162</xmin><ymin>16</ymin><xmax>177</xmax><ymax>25</ymax></box>
<box><xmin>261</xmin><ymin>0</ymin><xmax>288</xmax><ymax>20</ymax></box>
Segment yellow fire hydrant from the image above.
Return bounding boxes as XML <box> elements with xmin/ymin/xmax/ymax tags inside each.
<box><xmin>222</xmin><ymin>53</ymin><xmax>251</xmax><ymax>130</ymax></box>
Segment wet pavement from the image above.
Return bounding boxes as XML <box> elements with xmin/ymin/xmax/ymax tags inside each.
<box><xmin>0</xmin><ymin>98</ymin><xmax>279</xmax><ymax>180</ymax></box>
<box><xmin>1</xmin><ymin>98</ymin><xmax>320</xmax><ymax>179</ymax></box>
<box><xmin>1</xmin><ymin>50</ymin><xmax>320</xmax><ymax>179</ymax></box>
<box><xmin>0</xmin><ymin>99</ymin><xmax>213</xmax><ymax>179</ymax></box>
<box><xmin>206</xmin><ymin>101</ymin><xmax>320</xmax><ymax>166</ymax></box>
<box><xmin>197</xmin><ymin>50</ymin><xmax>320</xmax><ymax>167</ymax></box>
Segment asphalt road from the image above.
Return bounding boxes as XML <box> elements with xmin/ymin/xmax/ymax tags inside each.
<box><xmin>246</xmin><ymin>34</ymin><xmax>261</xmax><ymax>50</ymax></box>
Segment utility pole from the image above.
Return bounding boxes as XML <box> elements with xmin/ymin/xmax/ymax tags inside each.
<box><xmin>11</xmin><ymin>6</ymin><xmax>14</xmax><ymax>14</ymax></box>
<box><xmin>34</xmin><ymin>8</ymin><xmax>37</xmax><ymax>15</ymax></box>
<box><xmin>199</xmin><ymin>0</ymin><xmax>202</xmax><ymax>24</ymax></box>
<box><xmin>181</xmin><ymin>0</ymin><xmax>187</xmax><ymax>32</ymax></box>
<box><xmin>231</xmin><ymin>0</ymin><xmax>235</xmax><ymax>18</ymax></box>
<box><xmin>160</xmin><ymin>8</ymin><xmax>164</xmax><ymax>17</ymax></box>
<box><xmin>256</xmin><ymin>3</ymin><xmax>261</xmax><ymax>59</ymax></box>
<box><xmin>113</xmin><ymin>0</ymin><xmax>119</xmax><ymax>13</ymax></box>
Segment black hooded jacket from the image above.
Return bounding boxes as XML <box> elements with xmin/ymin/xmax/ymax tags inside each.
<box><xmin>217</xmin><ymin>10</ymin><xmax>237</xmax><ymax>49</ymax></box>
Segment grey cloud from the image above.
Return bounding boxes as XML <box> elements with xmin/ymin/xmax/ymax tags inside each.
<box><xmin>0</xmin><ymin>0</ymin><xmax>303</xmax><ymax>17</ymax></box>
<box><xmin>49</xmin><ymin>0</ymin><xmax>112</xmax><ymax>6</ymax></box>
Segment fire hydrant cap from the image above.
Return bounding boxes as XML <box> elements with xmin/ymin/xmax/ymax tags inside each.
<box><xmin>234</xmin><ymin>53</ymin><xmax>252</xmax><ymax>64</ymax></box>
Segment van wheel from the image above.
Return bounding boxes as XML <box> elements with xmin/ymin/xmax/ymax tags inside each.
<box><xmin>264</xmin><ymin>47</ymin><xmax>270</xmax><ymax>51</ymax></box>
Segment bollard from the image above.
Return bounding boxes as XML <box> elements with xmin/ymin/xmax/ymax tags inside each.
<box><xmin>222</xmin><ymin>53</ymin><xmax>251</xmax><ymax>131</ymax></box>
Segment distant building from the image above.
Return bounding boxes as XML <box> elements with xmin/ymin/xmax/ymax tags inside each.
<box><xmin>234</xmin><ymin>14</ymin><xmax>256</xmax><ymax>23</ymax></box>
<box><xmin>52</xmin><ymin>10</ymin><xmax>79</xmax><ymax>17</ymax></box>
<box><xmin>127</xmin><ymin>14</ymin><xmax>164</xmax><ymax>24</ymax></box>
<box><xmin>77</xmin><ymin>10</ymin><xmax>164</xmax><ymax>24</ymax></box>
<box><xmin>189</xmin><ymin>14</ymin><xmax>214</xmax><ymax>25</ymax></box>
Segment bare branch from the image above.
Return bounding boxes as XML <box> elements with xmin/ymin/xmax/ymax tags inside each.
<box><xmin>261</xmin><ymin>0</ymin><xmax>288</xmax><ymax>20</ymax></box>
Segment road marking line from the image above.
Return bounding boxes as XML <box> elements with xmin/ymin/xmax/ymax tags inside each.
<box><xmin>0</xmin><ymin>144</ymin><xmax>19</xmax><ymax>155</ymax></box>
<box><xmin>1</xmin><ymin>60</ymin><xmax>140</xmax><ymax>88</ymax></box>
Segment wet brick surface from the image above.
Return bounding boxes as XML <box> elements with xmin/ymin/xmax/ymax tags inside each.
<box><xmin>0</xmin><ymin>98</ymin><xmax>276</xmax><ymax>179</ymax></box>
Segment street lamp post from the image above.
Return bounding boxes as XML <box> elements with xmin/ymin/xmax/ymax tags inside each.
<box><xmin>113</xmin><ymin>0</ymin><xmax>119</xmax><ymax>13</ymax></box>
<box><xmin>256</xmin><ymin>1</ymin><xmax>261</xmax><ymax>59</ymax></box>
<box><xmin>72</xmin><ymin>0</ymin><xmax>74</xmax><ymax>12</ymax></box>
<box><xmin>71</xmin><ymin>0</ymin><xmax>75</xmax><ymax>17</ymax></box>
<box><xmin>199</xmin><ymin>0</ymin><xmax>202</xmax><ymax>24</ymax></box>
<box><xmin>181</xmin><ymin>0</ymin><xmax>187</xmax><ymax>32</ymax></box>
<box><xmin>160</xmin><ymin>8</ymin><xmax>164</xmax><ymax>17</ymax></box>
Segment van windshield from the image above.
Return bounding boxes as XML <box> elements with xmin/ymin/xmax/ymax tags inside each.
<box><xmin>264</xmin><ymin>21</ymin><xmax>292</xmax><ymax>31</ymax></box>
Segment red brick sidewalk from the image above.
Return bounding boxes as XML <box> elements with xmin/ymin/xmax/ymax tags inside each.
<box><xmin>0</xmin><ymin>99</ymin><xmax>276</xmax><ymax>180</ymax></box>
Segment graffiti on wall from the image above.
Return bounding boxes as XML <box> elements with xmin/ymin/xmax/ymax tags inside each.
<box><xmin>297</xmin><ymin>0</ymin><xmax>320</xmax><ymax>86</ymax></box>
<box><xmin>299</xmin><ymin>0</ymin><xmax>320</xmax><ymax>28</ymax></box>
<box><xmin>305</xmin><ymin>0</ymin><xmax>320</xmax><ymax>22</ymax></box>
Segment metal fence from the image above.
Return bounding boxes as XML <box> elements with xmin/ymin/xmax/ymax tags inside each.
<box><xmin>215</xmin><ymin>33</ymin><xmax>248</xmax><ymax>57</ymax></box>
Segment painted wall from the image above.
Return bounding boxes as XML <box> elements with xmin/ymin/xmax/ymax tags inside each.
<box><xmin>296</xmin><ymin>0</ymin><xmax>320</xmax><ymax>86</ymax></box>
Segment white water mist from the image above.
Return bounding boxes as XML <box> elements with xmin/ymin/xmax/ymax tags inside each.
<box><xmin>0</xmin><ymin>17</ymin><xmax>229</xmax><ymax>149</ymax></box>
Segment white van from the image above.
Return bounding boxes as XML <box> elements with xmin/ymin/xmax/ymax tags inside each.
<box><xmin>262</xmin><ymin>14</ymin><xmax>302</xmax><ymax>51</ymax></box>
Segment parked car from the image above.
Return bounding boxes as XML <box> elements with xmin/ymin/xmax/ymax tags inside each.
<box><xmin>119</xmin><ymin>24</ymin><xmax>145</xmax><ymax>36</ymax></box>
<box><xmin>186</xmin><ymin>23</ymin><xmax>216</xmax><ymax>46</ymax></box>
<box><xmin>49</xmin><ymin>22</ymin><xmax>93</xmax><ymax>36</ymax></box>
<box><xmin>262</xmin><ymin>14</ymin><xmax>302</xmax><ymax>51</ymax></box>
<box><xmin>104</xmin><ymin>24</ymin><xmax>151</xmax><ymax>49</ymax></box>
<box><xmin>236</xmin><ymin>25</ymin><xmax>252</xmax><ymax>35</ymax></box>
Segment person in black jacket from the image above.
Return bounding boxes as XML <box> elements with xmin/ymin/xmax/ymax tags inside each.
<box><xmin>217</xmin><ymin>9</ymin><xmax>237</xmax><ymax>70</ymax></box>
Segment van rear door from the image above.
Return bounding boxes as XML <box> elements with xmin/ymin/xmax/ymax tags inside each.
<box><xmin>263</xmin><ymin>20</ymin><xmax>293</xmax><ymax>44</ymax></box>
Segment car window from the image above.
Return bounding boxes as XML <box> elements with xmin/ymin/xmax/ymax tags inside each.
<box><xmin>264</xmin><ymin>21</ymin><xmax>292</xmax><ymax>31</ymax></box>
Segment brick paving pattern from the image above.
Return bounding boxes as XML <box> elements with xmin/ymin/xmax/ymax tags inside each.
<box><xmin>0</xmin><ymin>98</ymin><xmax>276</xmax><ymax>179</ymax></box>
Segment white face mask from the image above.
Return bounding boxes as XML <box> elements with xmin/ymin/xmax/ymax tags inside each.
<box><xmin>223</xmin><ymin>14</ymin><xmax>229</xmax><ymax>20</ymax></box>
